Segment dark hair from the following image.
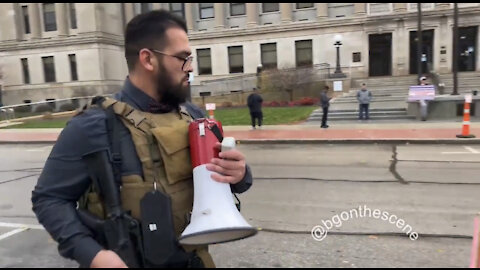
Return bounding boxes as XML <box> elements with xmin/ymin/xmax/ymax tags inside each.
<box><xmin>324</xmin><ymin>85</ymin><xmax>329</xmax><ymax>90</ymax></box>
<box><xmin>124</xmin><ymin>10</ymin><xmax>188</xmax><ymax>71</ymax></box>
<box><xmin>362</xmin><ymin>83</ymin><xmax>366</xmax><ymax>86</ymax></box>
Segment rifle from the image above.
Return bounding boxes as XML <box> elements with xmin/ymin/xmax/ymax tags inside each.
<box><xmin>77</xmin><ymin>150</ymin><xmax>144</xmax><ymax>268</ymax></box>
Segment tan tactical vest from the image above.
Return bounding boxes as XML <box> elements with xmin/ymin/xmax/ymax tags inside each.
<box><xmin>82</xmin><ymin>97</ymin><xmax>215</xmax><ymax>268</ymax></box>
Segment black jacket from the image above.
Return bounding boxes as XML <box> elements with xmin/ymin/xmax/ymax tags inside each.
<box><xmin>247</xmin><ymin>93</ymin><xmax>263</xmax><ymax>113</ymax></box>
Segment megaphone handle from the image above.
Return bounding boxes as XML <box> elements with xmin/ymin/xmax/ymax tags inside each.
<box><xmin>221</xmin><ymin>137</ymin><xmax>236</xmax><ymax>153</ymax></box>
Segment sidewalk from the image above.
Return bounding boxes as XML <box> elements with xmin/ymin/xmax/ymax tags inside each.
<box><xmin>0</xmin><ymin>121</ymin><xmax>479</xmax><ymax>144</ymax></box>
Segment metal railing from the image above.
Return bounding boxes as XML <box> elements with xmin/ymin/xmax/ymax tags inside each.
<box><xmin>192</xmin><ymin>63</ymin><xmax>348</xmax><ymax>97</ymax></box>
<box><xmin>0</xmin><ymin>94</ymin><xmax>113</xmax><ymax>122</ymax></box>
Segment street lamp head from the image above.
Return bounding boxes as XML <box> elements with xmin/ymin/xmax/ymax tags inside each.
<box><xmin>334</xmin><ymin>34</ymin><xmax>343</xmax><ymax>46</ymax></box>
<box><xmin>334</xmin><ymin>34</ymin><xmax>342</xmax><ymax>43</ymax></box>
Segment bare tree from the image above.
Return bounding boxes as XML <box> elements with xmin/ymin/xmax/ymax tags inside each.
<box><xmin>261</xmin><ymin>66</ymin><xmax>316</xmax><ymax>101</ymax></box>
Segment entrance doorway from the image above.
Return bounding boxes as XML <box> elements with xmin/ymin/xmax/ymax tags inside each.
<box><xmin>410</xmin><ymin>29</ymin><xmax>434</xmax><ymax>75</ymax></box>
<box><xmin>458</xmin><ymin>26</ymin><xmax>477</xmax><ymax>72</ymax></box>
<box><xmin>369</xmin><ymin>33</ymin><xmax>392</xmax><ymax>76</ymax></box>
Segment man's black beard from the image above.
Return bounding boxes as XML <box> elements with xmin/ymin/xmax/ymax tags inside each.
<box><xmin>156</xmin><ymin>67</ymin><xmax>189</xmax><ymax>111</ymax></box>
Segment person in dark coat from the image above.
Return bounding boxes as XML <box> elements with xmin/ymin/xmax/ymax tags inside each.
<box><xmin>247</xmin><ymin>87</ymin><xmax>263</xmax><ymax>130</ymax></box>
<box><xmin>320</xmin><ymin>85</ymin><xmax>331</xmax><ymax>128</ymax></box>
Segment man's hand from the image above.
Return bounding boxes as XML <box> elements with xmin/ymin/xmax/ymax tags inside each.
<box><xmin>90</xmin><ymin>250</ymin><xmax>128</xmax><ymax>268</ymax></box>
<box><xmin>206</xmin><ymin>142</ymin><xmax>246</xmax><ymax>184</ymax></box>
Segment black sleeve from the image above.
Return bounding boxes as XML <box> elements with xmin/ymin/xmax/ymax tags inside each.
<box><xmin>230</xmin><ymin>164</ymin><xmax>253</xmax><ymax>194</ymax></box>
<box><xmin>31</xmin><ymin>112</ymin><xmax>109</xmax><ymax>267</ymax></box>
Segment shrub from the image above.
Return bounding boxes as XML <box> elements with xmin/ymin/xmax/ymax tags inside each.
<box><xmin>220</xmin><ymin>101</ymin><xmax>233</xmax><ymax>108</ymax></box>
<box><xmin>35</xmin><ymin>104</ymin><xmax>54</xmax><ymax>113</ymax></box>
<box><xmin>59</xmin><ymin>103</ymin><xmax>77</xmax><ymax>112</ymax></box>
<box><xmin>14</xmin><ymin>105</ymin><xmax>32</xmax><ymax>113</ymax></box>
<box><xmin>297</xmin><ymin>97</ymin><xmax>319</xmax><ymax>106</ymax></box>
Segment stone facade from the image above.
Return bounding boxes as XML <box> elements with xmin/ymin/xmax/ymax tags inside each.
<box><xmin>0</xmin><ymin>3</ymin><xmax>479</xmax><ymax>105</ymax></box>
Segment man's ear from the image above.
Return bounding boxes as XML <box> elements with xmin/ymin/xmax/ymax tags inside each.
<box><xmin>138</xmin><ymin>49</ymin><xmax>155</xmax><ymax>72</ymax></box>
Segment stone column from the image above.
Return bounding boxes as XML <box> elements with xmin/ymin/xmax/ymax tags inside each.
<box><xmin>185</xmin><ymin>3</ymin><xmax>194</xmax><ymax>32</ymax></box>
<box><xmin>393</xmin><ymin>3</ymin><xmax>407</xmax><ymax>13</ymax></box>
<box><xmin>13</xmin><ymin>3</ymin><xmax>24</xmax><ymax>40</ymax></box>
<box><xmin>438</xmin><ymin>15</ymin><xmax>449</xmax><ymax>73</ymax></box>
<box><xmin>28</xmin><ymin>3</ymin><xmax>41</xmax><ymax>39</ymax></box>
<box><xmin>55</xmin><ymin>3</ymin><xmax>68</xmax><ymax>36</ymax></box>
<box><xmin>246</xmin><ymin>3</ymin><xmax>258</xmax><ymax>27</ymax></box>
<box><xmin>395</xmin><ymin>19</ymin><xmax>408</xmax><ymax>75</ymax></box>
<box><xmin>214</xmin><ymin>3</ymin><xmax>225</xmax><ymax>30</ymax></box>
<box><xmin>124</xmin><ymin>3</ymin><xmax>135</xmax><ymax>25</ymax></box>
<box><xmin>316</xmin><ymin>3</ymin><xmax>328</xmax><ymax>19</ymax></box>
<box><xmin>354</xmin><ymin>3</ymin><xmax>366</xmax><ymax>15</ymax></box>
<box><xmin>280</xmin><ymin>3</ymin><xmax>292</xmax><ymax>23</ymax></box>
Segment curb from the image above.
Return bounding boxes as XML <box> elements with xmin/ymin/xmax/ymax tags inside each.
<box><xmin>236</xmin><ymin>138</ymin><xmax>480</xmax><ymax>144</ymax></box>
<box><xmin>0</xmin><ymin>140</ymin><xmax>57</xmax><ymax>144</ymax></box>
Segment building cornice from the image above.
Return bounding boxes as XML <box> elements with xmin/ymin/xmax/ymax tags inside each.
<box><xmin>188</xmin><ymin>7</ymin><xmax>480</xmax><ymax>40</ymax></box>
<box><xmin>0</xmin><ymin>32</ymin><xmax>124</xmax><ymax>52</ymax></box>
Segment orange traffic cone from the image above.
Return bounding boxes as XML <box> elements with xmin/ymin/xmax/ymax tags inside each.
<box><xmin>208</xmin><ymin>110</ymin><xmax>214</xmax><ymax>119</ymax></box>
<box><xmin>457</xmin><ymin>101</ymin><xmax>476</xmax><ymax>138</ymax></box>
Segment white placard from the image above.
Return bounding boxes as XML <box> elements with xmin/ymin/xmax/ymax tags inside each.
<box><xmin>333</xmin><ymin>81</ymin><xmax>343</xmax><ymax>92</ymax></box>
<box><xmin>205</xmin><ymin>103</ymin><xmax>216</xmax><ymax>110</ymax></box>
<box><xmin>465</xmin><ymin>94</ymin><xmax>473</xmax><ymax>103</ymax></box>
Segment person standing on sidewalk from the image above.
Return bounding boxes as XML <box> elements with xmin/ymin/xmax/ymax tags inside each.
<box><xmin>31</xmin><ymin>10</ymin><xmax>253</xmax><ymax>268</ymax></box>
<box><xmin>357</xmin><ymin>83</ymin><xmax>372</xmax><ymax>120</ymax></box>
<box><xmin>419</xmin><ymin>76</ymin><xmax>429</xmax><ymax>121</ymax></box>
<box><xmin>247</xmin><ymin>87</ymin><xmax>264</xmax><ymax>130</ymax></box>
<box><xmin>320</xmin><ymin>85</ymin><xmax>331</xmax><ymax>128</ymax></box>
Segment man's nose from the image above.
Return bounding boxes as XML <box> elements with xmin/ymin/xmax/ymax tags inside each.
<box><xmin>185</xmin><ymin>64</ymin><xmax>194</xmax><ymax>73</ymax></box>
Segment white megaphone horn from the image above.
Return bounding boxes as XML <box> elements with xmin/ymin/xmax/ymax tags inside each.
<box><xmin>179</xmin><ymin>119</ymin><xmax>257</xmax><ymax>245</ymax></box>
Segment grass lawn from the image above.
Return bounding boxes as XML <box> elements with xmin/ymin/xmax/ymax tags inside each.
<box><xmin>3</xmin><ymin>117</ymin><xmax>71</xmax><ymax>129</ymax></box>
<box><xmin>214</xmin><ymin>106</ymin><xmax>317</xmax><ymax>125</ymax></box>
<box><xmin>2</xmin><ymin>106</ymin><xmax>318</xmax><ymax>128</ymax></box>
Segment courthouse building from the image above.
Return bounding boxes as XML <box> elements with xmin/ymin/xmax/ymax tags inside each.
<box><xmin>0</xmin><ymin>3</ymin><xmax>479</xmax><ymax>105</ymax></box>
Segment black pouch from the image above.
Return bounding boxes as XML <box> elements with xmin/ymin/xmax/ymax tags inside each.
<box><xmin>140</xmin><ymin>190</ymin><xmax>190</xmax><ymax>268</ymax></box>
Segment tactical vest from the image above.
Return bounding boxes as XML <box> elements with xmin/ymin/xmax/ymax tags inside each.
<box><xmin>81</xmin><ymin>97</ymin><xmax>215</xmax><ymax>268</ymax></box>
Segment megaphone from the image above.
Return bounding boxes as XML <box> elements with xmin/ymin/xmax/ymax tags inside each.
<box><xmin>179</xmin><ymin>118</ymin><xmax>257</xmax><ymax>245</ymax></box>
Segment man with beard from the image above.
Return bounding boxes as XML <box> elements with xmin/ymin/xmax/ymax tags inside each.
<box><xmin>31</xmin><ymin>10</ymin><xmax>253</xmax><ymax>268</ymax></box>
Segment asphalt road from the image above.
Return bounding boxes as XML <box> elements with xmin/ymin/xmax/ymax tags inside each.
<box><xmin>0</xmin><ymin>143</ymin><xmax>478</xmax><ymax>267</ymax></box>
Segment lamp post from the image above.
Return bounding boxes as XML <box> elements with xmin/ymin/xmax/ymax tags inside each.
<box><xmin>331</xmin><ymin>34</ymin><xmax>346</xmax><ymax>78</ymax></box>
<box><xmin>452</xmin><ymin>2</ymin><xmax>459</xmax><ymax>95</ymax></box>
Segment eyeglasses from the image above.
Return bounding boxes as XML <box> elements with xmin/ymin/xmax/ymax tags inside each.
<box><xmin>149</xmin><ymin>49</ymin><xmax>194</xmax><ymax>72</ymax></box>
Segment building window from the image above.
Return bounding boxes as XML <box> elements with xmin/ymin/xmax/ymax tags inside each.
<box><xmin>230</xmin><ymin>3</ymin><xmax>246</xmax><ymax>16</ymax></box>
<box><xmin>22</xmin><ymin>6</ymin><xmax>30</xmax><ymax>34</ymax></box>
<box><xmin>170</xmin><ymin>3</ymin><xmax>185</xmax><ymax>19</ymax></box>
<box><xmin>367</xmin><ymin>3</ymin><xmax>393</xmax><ymax>15</ymax></box>
<box><xmin>327</xmin><ymin>3</ymin><xmax>355</xmax><ymax>18</ymax></box>
<box><xmin>42</xmin><ymin>56</ymin><xmax>56</xmax><ymax>82</ymax></box>
<box><xmin>21</xmin><ymin>58</ymin><xmax>30</xmax><ymax>84</ymax></box>
<box><xmin>407</xmin><ymin>3</ymin><xmax>435</xmax><ymax>11</ymax></box>
<box><xmin>262</xmin><ymin>3</ymin><xmax>279</xmax><ymax>13</ymax></box>
<box><xmin>295</xmin><ymin>40</ymin><xmax>313</xmax><ymax>67</ymax></box>
<box><xmin>200</xmin><ymin>3</ymin><xmax>214</xmax><ymax>19</ymax></box>
<box><xmin>43</xmin><ymin>3</ymin><xmax>57</xmax><ymax>32</ymax></box>
<box><xmin>228</xmin><ymin>46</ymin><xmax>243</xmax><ymax>73</ymax></box>
<box><xmin>353</xmin><ymin>52</ymin><xmax>361</xmax><ymax>63</ymax></box>
<box><xmin>70</xmin><ymin>3</ymin><xmax>77</xmax><ymax>29</ymax></box>
<box><xmin>141</xmin><ymin>3</ymin><xmax>152</xmax><ymax>14</ymax></box>
<box><xmin>197</xmin><ymin>49</ymin><xmax>212</xmax><ymax>75</ymax></box>
<box><xmin>68</xmin><ymin>54</ymin><xmax>78</xmax><ymax>81</ymax></box>
<box><xmin>296</xmin><ymin>3</ymin><xmax>314</xmax><ymax>9</ymax></box>
<box><xmin>261</xmin><ymin>43</ymin><xmax>277</xmax><ymax>69</ymax></box>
